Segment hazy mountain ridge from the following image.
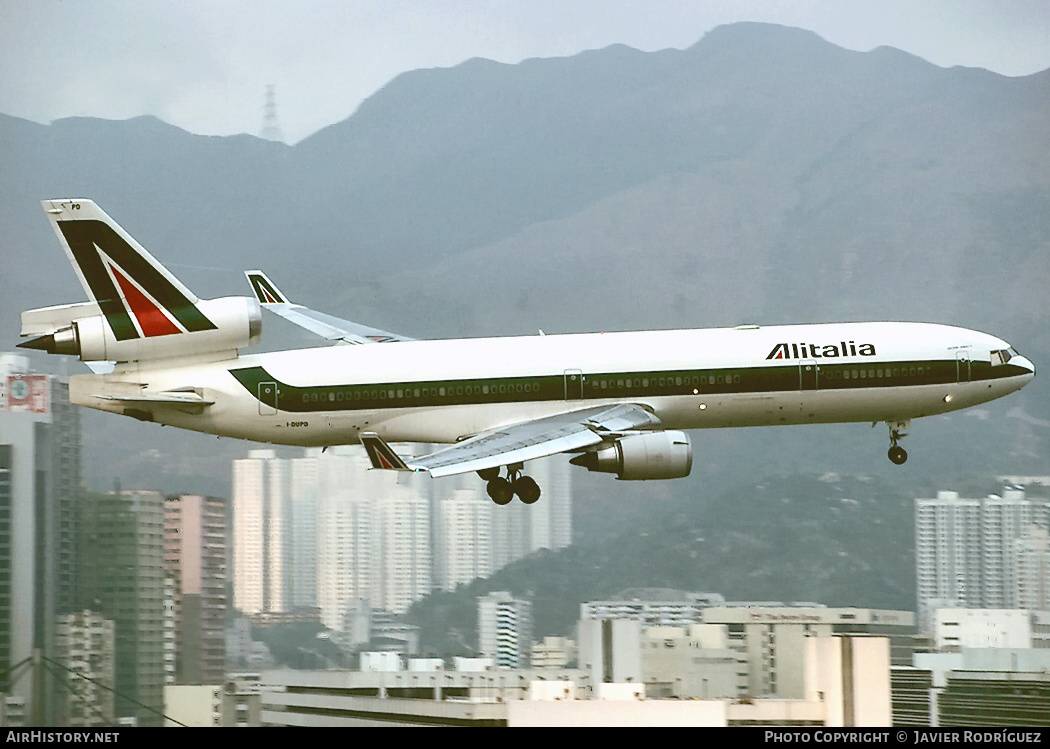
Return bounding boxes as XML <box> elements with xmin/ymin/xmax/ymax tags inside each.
<box><xmin>0</xmin><ymin>20</ymin><xmax>1046</xmax><ymax>495</ymax></box>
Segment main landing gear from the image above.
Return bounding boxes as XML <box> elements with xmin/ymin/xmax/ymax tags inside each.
<box><xmin>478</xmin><ymin>464</ymin><xmax>541</xmax><ymax>505</ymax></box>
<box><xmin>886</xmin><ymin>420</ymin><xmax>910</xmax><ymax>465</ymax></box>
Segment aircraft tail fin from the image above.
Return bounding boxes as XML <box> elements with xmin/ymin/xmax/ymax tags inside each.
<box><xmin>41</xmin><ymin>200</ymin><xmax>215</xmax><ymax>340</ymax></box>
<box><xmin>22</xmin><ymin>200</ymin><xmax>260</xmax><ymax>364</ymax></box>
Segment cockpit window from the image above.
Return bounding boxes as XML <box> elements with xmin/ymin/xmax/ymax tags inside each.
<box><xmin>990</xmin><ymin>348</ymin><xmax>1016</xmax><ymax>366</ymax></box>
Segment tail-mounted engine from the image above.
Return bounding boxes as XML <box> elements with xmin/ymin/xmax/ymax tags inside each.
<box><xmin>20</xmin><ymin>296</ymin><xmax>262</xmax><ymax>363</ymax></box>
<box><xmin>570</xmin><ymin>430</ymin><xmax>693</xmax><ymax>480</ymax></box>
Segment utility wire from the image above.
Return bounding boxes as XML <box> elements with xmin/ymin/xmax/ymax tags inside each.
<box><xmin>38</xmin><ymin>655</ymin><xmax>188</xmax><ymax>728</ymax></box>
<box><xmin>39</xmin><ymin>658</ymin><xmax>113</xmax><ymax>727</ymax></box>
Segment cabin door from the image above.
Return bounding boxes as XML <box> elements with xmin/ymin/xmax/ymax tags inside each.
<box><xmin>564</xmin><ymin>369</ymin><xmax>584</xmax><ymax>400</ymax></box>
<box><xmin>799</xmin><ymin>360</ymin><xmax>819</xmax><ymax>391</ymax></box>
<box><xmin>258</xmin><ymin>381</ymin><xmax>279</xmax><ymax>415</ymax></box>
<box><xmin>956</xmin><ymin>351</ymin><xmax>971</xmax><ymax>382</ymax></box>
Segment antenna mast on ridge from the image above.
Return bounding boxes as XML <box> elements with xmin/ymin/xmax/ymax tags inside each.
<box><xmin>260</xmin><ymin>84</ymin><xmax>285</xmax><ymax>143</ymax></box>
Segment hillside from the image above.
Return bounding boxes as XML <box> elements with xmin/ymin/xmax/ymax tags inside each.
<box><xmin>406</xmin><ymin>471</ymin><xmax>926</xmax><ymax>656</ymax></box>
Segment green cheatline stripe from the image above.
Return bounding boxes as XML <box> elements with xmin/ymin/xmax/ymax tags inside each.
<box><xmin>228</xmin><ymin>358</ymin><xmax>1024</xmax><ymax>414</ymax></box>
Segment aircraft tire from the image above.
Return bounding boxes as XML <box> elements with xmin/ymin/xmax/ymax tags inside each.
<box><xmin>514</xmin><ymin>476</ymin><xmax>541</xmax><ymax>505</ymax></box>
<box><xmin>888</xmin><ymin>446</ymin><xmax>908</xmax><ymax>465</ymax></box>
<box><xmin>487</xmin><ymin>478</ymin><xmax>514</xmax><ymax>505</ymax></box>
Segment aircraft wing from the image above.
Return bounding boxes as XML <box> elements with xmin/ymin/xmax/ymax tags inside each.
<box><xmin>245</xmin><ymin>270</ymin><xmax>414</xmax><ymax>345</ymax></box>
<box><xmin>361</xmin><ymin>403</ymin><xmax>660</xmax><ymax>477</ymax></box>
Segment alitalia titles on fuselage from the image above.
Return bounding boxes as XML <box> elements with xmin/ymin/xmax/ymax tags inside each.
<box><xmin>766</xmin><ymin>342</ymin><xmax>877</xmax><ymax>360</ymax></box>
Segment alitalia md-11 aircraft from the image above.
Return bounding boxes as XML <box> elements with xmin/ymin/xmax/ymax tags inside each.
<box><xmin>20</xmin><ymin>200</ymin><xmax>1035</xmax><ymax>505</ymax></box>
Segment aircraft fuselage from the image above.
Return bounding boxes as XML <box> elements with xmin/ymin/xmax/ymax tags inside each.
<box><xmin>69</xmin><ymin>320</ymin><xmax>1035</xmax><ymax>450</ymax></box>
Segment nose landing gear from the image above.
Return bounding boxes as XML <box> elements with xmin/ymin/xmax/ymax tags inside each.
<box><xmin>886</xmin><ymin>420</ymin><xmax>910</xmax><ymax>465</ymax></box>
<box><xmin>480</xmin><ymin>463</ymin><xmax>542</xmax><ymax>505</ymax></box>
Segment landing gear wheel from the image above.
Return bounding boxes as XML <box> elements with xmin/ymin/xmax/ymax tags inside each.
<box><xmin>513</xmin><ymin>475</ymin><xmax>541</xmax><ymax>504</ymax></box>
<box><xmin>885</xmin><ymin>420</ymin><xmax>910</xmax><ymax>466</ymax></box>
<box><xmin>486</xmin><ymin>477</ymin><xmax>514</xmax><ymax>505</ymax></box>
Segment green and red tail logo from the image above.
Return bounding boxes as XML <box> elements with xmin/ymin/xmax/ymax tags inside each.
<box><xmin>361</xmin><ymin>432</ymin><xmax>410</xmax><ymax>471</ymax></box>
<box><xmin>246</xmin><ymin>271</ymin><xmax>289</xmax><ymax>305</ymax></box>
<box><xmin>57</xmin><ymin>219</ymin><xmax>216</xmax><ymax>340</ymax></box>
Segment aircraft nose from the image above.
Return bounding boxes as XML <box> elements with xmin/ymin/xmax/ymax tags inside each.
<box><xmin>1014</xmin><ymin>355</ymin><xmax>1036</xmax><ymax>379</ymax></box>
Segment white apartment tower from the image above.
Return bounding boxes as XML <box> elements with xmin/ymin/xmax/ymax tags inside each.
<box><xmin>374</xmin><ymin>487</ymin><xmax>432</xmax><ymax>614</ymax></box>
<box><xmin>289</xmin><ymin>455</ymin><xmax>319</xmax><ymax>610</ymax></box>
<box><xmin>437</xmin><ymin>488</ymin><xmax>493</xmax><ymax>591</ymax></box>
<box><xmin>915</xmin><ymin>491</ymin><xmax>982</xmax><ymax>632</ymax></box>
<box><xmin>490</xmin><ymin>456</ymin><xmax>573</xmax><ymax>571</ymax></box>
<box><xmin>915</xmin><ymin>488</ymin><xmax>1050</xmax><ymax>633</ymax></box>
<box><xmin>233</xmin><ymin>449</ymin><xmax>289</xmax><ymax>614</ymax></box>
<box><xmin>306</xmin><ymin>447</ymin><xmax>432</xmax><ymax>626</ymax></box>
<box><xmin>1015</xmin><ymin>526</ymin><xmax>1050</xmax><ymax>611</ymax></box>
<box><xmin>478</xmin><ymin>591</ymin><xmax>533</xmax><ymax>669</ymax></box>
<box><xmin>982</xmin><ymin>489</ymin><xmax>1047</xmax><ymax>608</ymax></box>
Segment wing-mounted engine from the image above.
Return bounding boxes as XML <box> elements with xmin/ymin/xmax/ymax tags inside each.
<box><xmin>570</xmin><ymin>430</ymin><xmax>693</xmax><ymax>480</ymax></box>
<box><xmin>20</xmin><ymin>296</ymin><xmax>261</xmax><ymax>363</ymax></box>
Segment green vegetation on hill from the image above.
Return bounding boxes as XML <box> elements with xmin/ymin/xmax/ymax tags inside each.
<box><xmin>406</xmin><ymin>472</ymin><xmax>916</xmax><ymax>657</ymax></box>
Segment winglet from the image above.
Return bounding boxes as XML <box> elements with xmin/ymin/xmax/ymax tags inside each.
<box><xmin>245</xmin><ymin>270</ymin><xmax>289</xmax><ymax>305</ymax></box>
<box><xmin>360</xmin><ymin>432</ymin><xmax>412</xmax><ymax>471</ymax></box>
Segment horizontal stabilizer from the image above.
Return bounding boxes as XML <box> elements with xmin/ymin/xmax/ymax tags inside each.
<box><xmin>93</xmin><ymin>390</ymin><xmax>214</xmax><ymax>411</ymax></box>
<box><xmin>360</xmin><ymin>432</ymin><xmax>412</xmax><ymax>471</ymax></box>
<box><xmin>245</xmin><ymin>270</ymin><xmax>414</xmax><ymax>345</ymax></box>
<box><xmin>21</xmin><ymin>301</ymin><xmax>102</xmax><ymax>337</ymax></box>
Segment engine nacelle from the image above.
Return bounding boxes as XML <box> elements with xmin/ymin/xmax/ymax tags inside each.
<box><xmin>570</xmin><ymin>431</ymin><xmax>693</xmax><ymax>480</ymax></box>
<box><xmin>21</xmin><ymin>296</ymin><xmax>261</xmax><ymax>363</ymax></box>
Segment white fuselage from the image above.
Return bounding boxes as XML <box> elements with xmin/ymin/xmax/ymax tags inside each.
<box><xmin>69</xmin><ymin>321</ymin><xmax>1035</xmax><ymax>449</ymax></box>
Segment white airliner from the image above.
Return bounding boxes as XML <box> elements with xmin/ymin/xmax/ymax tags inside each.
<box><xmin>20</xmin><ymin>200</ymin><xmax>1036</xmax><ymax>505</ymax></box>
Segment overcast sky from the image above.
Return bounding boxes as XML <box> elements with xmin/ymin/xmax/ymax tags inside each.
<box><xmin>2</xmin><ymin>0</ymin><xmax>1048</xmax><ymax>144</ymax></box>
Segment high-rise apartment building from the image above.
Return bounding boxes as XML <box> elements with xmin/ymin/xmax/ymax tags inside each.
<box><xmin>0</xmin><ymin>354</ymin><xmax>81</xmax><ymax>724</ymax></box>
<box><xmin>77</xmin><ymin>490</ymin><xmax>166</xmax><ymax>726</ymax></box>
<box><xmin>1015</xmin><ymin>526</ymin><xmax>1050</xmax><ymax>610</ymax></box>
<box><xmin>373</xmin><ymin>488</ymin><xmax>431</xmax><ymax>614</ymax></box>
<box><xmin>164</xmin><ymin>494</ymin><xmax>227</xmax><ymax>684</ymax></box>
<box><xmin>437</xmin><ymin>488</ymin><xmax>493</xmax><ymax>591</ymax></box>
<box><xmin>232</xmin><ymin>449</ymin><xmax>289</xmax><ymax>615</ymax></box>
<box><xmin>232</xmin><ymin>445</ymin><xmax>572</xmax><ymax>630</ymax></box>
<box><xmin>54</xmin><ymin>610</ymin><xmax>115</xmax><ymax>726</ymax></box>
<box><xmin>489</xmin><ymin>457</ymin><xmax>573</xmax><ymax>571</ymax></box>
<box><xmin>248</xmin><ymin>447</ymin><xmax>433</xmax><ymax>628</ymax></box>
<box><xmin>478</xmin><ymin>591</ymin><xmax>533</xmax><ymax>669</ymax></box>
<box><xmin>916</xmin><ymin>489</ymin><xmax>1050</xmax><ymax>632</ymax></box>
<box><xmin>289</xmin><ymin>455</ymin><xmax>319</xmax><ymax>610</ymax></box>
